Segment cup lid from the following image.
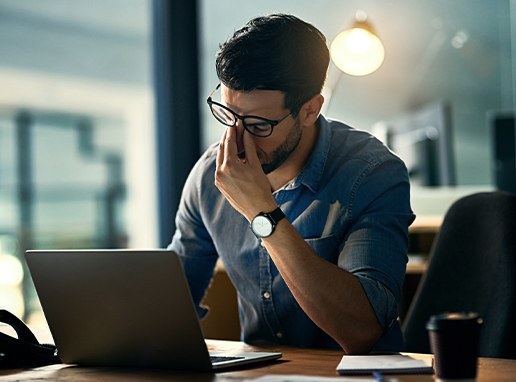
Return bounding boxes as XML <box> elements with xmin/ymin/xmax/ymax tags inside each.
<box><xmin>426</xmin><ymin>312</ymin><xmax>483</xmax><ymax>330</ymax></box>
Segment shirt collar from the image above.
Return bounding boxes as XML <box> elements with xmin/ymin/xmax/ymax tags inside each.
<box><xmin>290</xmin><ymin>114</ymin><xmax>331</xmax><ymax>193</ymax></box>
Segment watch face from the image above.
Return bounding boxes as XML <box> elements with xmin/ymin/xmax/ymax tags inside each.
<box><xmin>251</xmin><ymin>215</ymin><xmax>273</xmax><ymax>237</ymax></box>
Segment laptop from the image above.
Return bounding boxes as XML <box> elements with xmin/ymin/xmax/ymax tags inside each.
<box><xmin>25</xmin><ymin>249</ymin><xmax>281</xmax><ymax>371</ymax></box>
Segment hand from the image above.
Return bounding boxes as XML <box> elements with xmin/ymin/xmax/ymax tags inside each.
<box><xmin>215</xmin><ymin>126</ymin><xmax>277</xmax><ymax>221</ymax></box>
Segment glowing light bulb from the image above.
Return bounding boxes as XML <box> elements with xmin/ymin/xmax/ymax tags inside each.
<box><xmin>330</xmin><ymin>20</ymin><xmax>385</xmax><ymax>76</ymax></box>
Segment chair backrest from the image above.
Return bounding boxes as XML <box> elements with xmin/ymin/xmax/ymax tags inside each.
<box><xmin>402</xmin><ymin>191</ymin><xmax>516</xmax><ymax>359</ymax></box>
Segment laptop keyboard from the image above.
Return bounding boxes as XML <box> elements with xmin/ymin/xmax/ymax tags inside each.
<box><xmin>210</xmin><ymin>355</ymin><xmax>246</xmax><ymax>364</ymax></box>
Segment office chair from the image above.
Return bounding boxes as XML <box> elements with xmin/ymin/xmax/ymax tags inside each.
<box><xmin>402</xmin><ymin>191</ymin><xmax>516</xmax><ymax>359</ymax></box>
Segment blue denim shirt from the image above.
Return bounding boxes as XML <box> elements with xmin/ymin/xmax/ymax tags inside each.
<box><xmin>169</xmin><ymin>115</ymin><xmax>415</xmax><ymax>351</ymax></box>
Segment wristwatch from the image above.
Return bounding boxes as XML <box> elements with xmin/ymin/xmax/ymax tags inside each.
<box><xmin>250</xmin><ymin>207</ymin><xmax>285</xmax><ymax>238</ymax></box>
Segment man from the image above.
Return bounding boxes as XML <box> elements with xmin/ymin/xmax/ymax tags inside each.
<box><xmin>169</xmin><ymin>14</ymin><xmax>415</xmax><ymax>354</ymax></box>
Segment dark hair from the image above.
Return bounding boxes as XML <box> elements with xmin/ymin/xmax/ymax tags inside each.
<box><xmin>215</xmin><ymin>14</ymin><xmax>329</xmax><ymax>116</ymax></box>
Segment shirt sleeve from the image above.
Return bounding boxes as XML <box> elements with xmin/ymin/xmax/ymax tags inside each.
<box><xmin>167</xmin><ymin>153</ymin><xmax>219</xmax><ymax>319</ymax></box>
<box><xmin>338</xmin><ymin>156</ymin><xmax>415</xmax><ymax>330</ymax></box>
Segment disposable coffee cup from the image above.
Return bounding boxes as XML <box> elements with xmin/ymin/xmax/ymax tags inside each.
<box><xmin>426</xmin><ymin>312</ymin><xmax>483</xmax><ymax>381</ymax></box>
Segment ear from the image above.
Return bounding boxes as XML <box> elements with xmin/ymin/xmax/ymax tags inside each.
<box><xmin>298</xmin><ymin>94</ymin><xmax>324</xmax><ymax>128</ymax></box>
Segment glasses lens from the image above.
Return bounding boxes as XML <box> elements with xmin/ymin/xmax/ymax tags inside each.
<box><xmin>210</xmin><ymin>103</ymin><xmax>235</xmax><ymax>126</ymax></box>
<box><xmin>243</xmin><ymin>118</ymin><xmax>273</xmax><ymax>137</ymax></box>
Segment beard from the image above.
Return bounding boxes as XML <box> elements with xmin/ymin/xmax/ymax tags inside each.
<box><xmin>259</xmin><ymin>118</ymin><xmax>302</xmax><ymax>174</ymax></box>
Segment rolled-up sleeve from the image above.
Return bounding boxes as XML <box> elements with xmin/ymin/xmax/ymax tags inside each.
<box><xmin>338</xmin><ymin>157</ymin><xmax>415</xmax><ymax>330</ymax></box>
<box><xmin>168</xmin><ymin>153</ymin><xmax>219</xmax><ymax>319</ymax></box>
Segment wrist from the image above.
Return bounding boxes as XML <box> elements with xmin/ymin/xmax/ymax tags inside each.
<box><xmin>245</xmin><ymin>201</ymin><xmax>278</xmax><ymax>222</ymax></box>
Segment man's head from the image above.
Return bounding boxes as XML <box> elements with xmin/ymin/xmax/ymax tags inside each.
<box><xmin>215</xmin><ymin>14</ymin><xmax>330</xmax><ymax>117</ymax></box>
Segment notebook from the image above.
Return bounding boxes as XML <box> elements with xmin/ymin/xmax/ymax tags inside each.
<box><xmin>25</xmin><ymin>249</ymin><xmax>281</xmax><ymax>371</ymax></box>
<box><xmin>336</xmin><ymin>353</ymin><xmax>434</xmax><ymax>375</ymax></box>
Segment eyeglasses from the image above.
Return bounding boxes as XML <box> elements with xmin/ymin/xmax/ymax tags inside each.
<box><xmin>207</xmin><ymin>84</ymin><xmax>291</xmax><ymax>138</ymax></box>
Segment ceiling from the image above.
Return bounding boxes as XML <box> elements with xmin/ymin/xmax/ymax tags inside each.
<box><xmin>0</xmin><ymin>0</ymin><xmax>149</xmax><ymax>36</ymax></box>
<box><xmin>0</xmin><ymin>0</ymin><xmax>151</xmax><ymax>85</ymax></box>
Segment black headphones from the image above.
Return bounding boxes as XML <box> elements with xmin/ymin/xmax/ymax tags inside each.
<box><xmin>0</xmin><ymin>309</ymin><xmax>61</xmax><ymax>369</ymax></box>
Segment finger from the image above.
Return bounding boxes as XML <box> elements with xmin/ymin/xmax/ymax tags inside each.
<box><xmin>216</xmin><ymin>127</ymin><xmax>228</xmax><ymax>169</ymax></box>
<box><xmin>225</xmin><ymin>125</ymin><xmax>241</xmax><ymax>160</ymax></box>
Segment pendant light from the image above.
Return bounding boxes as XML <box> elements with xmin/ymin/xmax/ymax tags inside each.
<box><xmin>330</xmin><ymin>11</ymin><xmax>385</xmax><ymax>76</ymax></box>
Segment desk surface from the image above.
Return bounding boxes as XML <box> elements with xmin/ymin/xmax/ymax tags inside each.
<box><xmin>409</xmin><ymin>215</ymin><xmax>442</xmax><ymax>233</ymax></box>
<box><xmin>1</xmin><ymin>340</ymin><xmax>515</xmax><ymax>381</ymax></box>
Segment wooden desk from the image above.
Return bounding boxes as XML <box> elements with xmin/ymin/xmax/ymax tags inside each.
<box><xmin>409</xmin><ymin>215</ymin><xmax>442</xmax><ymax>234</ymax></box>
<box><xmin>1</xmin><ymin>340</ymin><xmax>515</xmax><ymax>381</ymax></box>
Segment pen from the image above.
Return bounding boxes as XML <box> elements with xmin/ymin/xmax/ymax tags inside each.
<box><xmin>372</xmin><ymin>371</ymin><xmax>400</xmax><ymax>382</ymax></box>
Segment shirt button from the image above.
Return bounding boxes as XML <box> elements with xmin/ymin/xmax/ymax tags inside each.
<box><xmin>263</xmin><ymin>291</ymin><xmax>271</xmax><ymax>299</ymax></box>
<box><xmin>276</xmin><ymin>332</ymin><xmax>283</xmax><ymax>339</ymax></box>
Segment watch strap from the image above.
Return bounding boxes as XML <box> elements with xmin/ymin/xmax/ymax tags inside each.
<box><xmin>266</xmin><ymin>207</ymin><xmax>285</xmax><ymax>225</ymax></box>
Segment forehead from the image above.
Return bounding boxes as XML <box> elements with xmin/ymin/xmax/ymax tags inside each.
<box><xmin>220</xmin><ymin>84</ymin><xmax>286</xmax><ymax>115</ymax></box>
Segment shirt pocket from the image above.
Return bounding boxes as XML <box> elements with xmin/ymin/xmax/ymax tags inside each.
<box><xmin>304</xmin><ymin>233</ymin><xmax>341</xmax><ymax>264</ymax></box>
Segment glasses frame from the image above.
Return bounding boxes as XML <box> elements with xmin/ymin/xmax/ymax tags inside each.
<box><xmin>206</xmin><ymin>84</ymin><xmax>291</xmax><ymax>138</ymax></box>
